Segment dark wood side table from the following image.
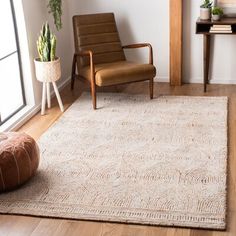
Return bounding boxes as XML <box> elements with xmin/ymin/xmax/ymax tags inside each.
<box><xmin>196</xmin><ymin>17</ymin><xmax>236</xmax><ymax>92</ymax></box>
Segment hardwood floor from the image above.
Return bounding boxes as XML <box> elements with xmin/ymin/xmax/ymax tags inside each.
<box><xmin>1</xmin><ymin>81</ymin><xmax>235</xmax><ymax>236</ymax></box>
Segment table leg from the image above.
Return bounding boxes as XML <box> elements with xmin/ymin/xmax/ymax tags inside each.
<box><xmin>203</xmin><ymin>34</ymin><xmax>211</xmax><ymax>92</ymax></box>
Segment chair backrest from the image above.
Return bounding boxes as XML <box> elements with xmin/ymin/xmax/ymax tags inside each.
<box><xmin>73</xmin><ymin>13</ymin><xmax>126</xmax><ymax>67</ymax></box>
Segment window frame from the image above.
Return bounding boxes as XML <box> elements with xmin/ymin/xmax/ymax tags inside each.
<box><xmin>0</xmin><ymin>0</ymin><xmax>26</xmax><ymax>126</ymax></box>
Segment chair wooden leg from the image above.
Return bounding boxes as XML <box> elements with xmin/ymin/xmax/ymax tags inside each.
<box><xmin>71</xmin><ymin>54</ymin><xmax>76</xmax><ymax>90</ymax></box>
<box><xmin>149</xmin><ymin>78</ymin><xmax>154</xmax><ymax>99</ymax></box>
<box><xmin>91</xmin><ymin>83</ymin><xmax>97</xmax><ymax>110</ymax></box>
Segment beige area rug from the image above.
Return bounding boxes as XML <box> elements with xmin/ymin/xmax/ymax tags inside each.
<box><xmin>0</xmin><ymin>93</ymin><xmax>228</xmax><ymax>229</ymax></box>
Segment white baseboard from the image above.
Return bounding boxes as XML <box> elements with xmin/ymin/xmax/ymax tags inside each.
<box><xmin>2</xmin><ymin>76</ymin><xmax>71</xmax><ymax>132</ymax></box>
<box><xmin>4</xmin><ymin>74</ymin><xmax>235</xmax><ymax>132</ymax></box>
<box><xmin>154</xmin><ymin>76</ymin><xmax>236</xmax><ymax>85</ymax></box>
<box><xmin>154</xmin><ymin>76</ymin><xmax>169</xmax><ymax>83</ymax></box>
<box><xmin>50</xmin><ymin>76</ymin><xmax>71</xmax><ymax>97</ymax></box>
<box><xmin>29</xmin><ymin>75</ymin><xmax>71</xmax><ymax>120</ymax></box>
<box><xmin>184</xmin><ymin>77</ymin><xmax>236</xmax><ymax>85</ymax></box>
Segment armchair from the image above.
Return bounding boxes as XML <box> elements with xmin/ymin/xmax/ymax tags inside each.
<box><xmin>71</xmin><ymin>13</ymin><xmax>156</xmax><ymax>109</ymax></box>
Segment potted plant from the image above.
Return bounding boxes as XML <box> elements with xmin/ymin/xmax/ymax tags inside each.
<box><xmin>212</xmin><ymin>7</ymin><xmax>224</xmax><ymax>21</ymax></box>
<box><xmin>34</xmin><ymin>22</ymin><xmax>64</xmax><ymax>115</ymax></box>
<box><xmin>47</xmin><ymin>0</ymin><xmax>62</xmax><ymax>30</ymax></box>
<box><xmin>200</xmin><ymin>0</ymin><xmax>213</xmax><ymax>20</ymax></box>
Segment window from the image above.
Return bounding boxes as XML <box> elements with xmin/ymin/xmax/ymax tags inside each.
<box><xmin>0</xmin><ymin>0</ymin><xmax>25</xmax><ymax>126</ymax></box>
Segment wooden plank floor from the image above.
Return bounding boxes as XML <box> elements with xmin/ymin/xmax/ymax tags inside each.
<box><xmin>1</xmin><ymin>81</ymin><xmax>235</xmax><ymax>236</ymax></box>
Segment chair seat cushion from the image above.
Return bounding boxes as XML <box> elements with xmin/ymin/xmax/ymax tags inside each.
<box><xmin>79</xmin><ymin>61</ymin><xmax>156</xmax><ymax>86</ymax></box>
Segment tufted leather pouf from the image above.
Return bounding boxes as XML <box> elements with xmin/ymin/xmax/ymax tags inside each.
<box><xmin>0</xmin><ymin>132</ymin><xmax>40</xmax><ymax>192</ymax></box>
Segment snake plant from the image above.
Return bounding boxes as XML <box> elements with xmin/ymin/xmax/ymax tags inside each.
<box><xmin>37</xmin><ymin>22</ymin><xmax>57</xmax><ymax>62</ymax></box>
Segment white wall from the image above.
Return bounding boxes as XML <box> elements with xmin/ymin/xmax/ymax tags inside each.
<box><xmin>21</xmin><ymin>0</ymin><xmax>73</xmax><ymax>106</ymax></box>
<box><xmin>68</xmin><ymin>0</ymin><xmax>169</xmax><ymax>82</ymax></box>
<box><xmin>184</xmin><ymin>0</ymin><xmax>236</xmax><ymax>84</ymax></box>
<box><xmin>19</xmin><ymin>0</ymin><xmax>236</xmax><ymax>108</ymax></box>
<box><xmin>69</xmin><ymin>0</ymin><xmax>236</xmax><ymax>84</ymax></box>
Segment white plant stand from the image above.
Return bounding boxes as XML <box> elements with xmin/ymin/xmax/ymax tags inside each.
<box><xmin>34</xmin><ymin>57</ymin><xmax>64</xmax><ymax>115</ymax></box>
<box><xmin>41</xmin><ymin>81</ymin><xmax>64</xmax><ymax>115</ymax></box>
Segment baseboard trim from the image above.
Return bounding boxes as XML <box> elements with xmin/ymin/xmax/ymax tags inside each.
<box><xmin>184</xmin><ymin>78</ymin><xmax>236</xmax><ymax>85</ymax></box>
<box><xmin>3</xmin><ymin>76</ymin><xmax>71</xmax><ymax>132</ymax></box>
<box><xmin>156</xmin><ymin>76</ymin><xmax>236</xmax><ymax>85</ymax></box>
<box><xmin>29</xmin><ymin>75</ymin><xmax>71</xmax><ymax>121</ymax></box>
<box><xmin>4</xmin><ymin>75</ymin><xmax>235</xmax><ymax>131</ymax></box>
<box><xmin>154</xmin><ymin>77</ymin><xmax>169</xmax><ymax>83</ymax></box>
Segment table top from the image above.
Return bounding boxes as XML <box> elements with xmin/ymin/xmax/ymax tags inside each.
<box><xmin>196</xmin><ymin>17</ymin><xmax>236</xmax><ymax>25</ymax></box>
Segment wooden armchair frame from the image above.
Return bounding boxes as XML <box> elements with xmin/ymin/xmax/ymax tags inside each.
<box><xmin>71</xmin><ymin>43</ymin><xmax>154</xmax><ymax>110</ymax></box>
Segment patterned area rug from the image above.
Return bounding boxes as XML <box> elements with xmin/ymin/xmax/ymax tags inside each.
<box><xmin>0</xmin><ymin>93</ymin><xmax>228</xmax><ymax>229</ymax></box>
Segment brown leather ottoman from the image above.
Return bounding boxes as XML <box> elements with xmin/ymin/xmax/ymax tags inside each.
<box><xmin>0</xmin><ymin>132</ymin><xmax>40</xmax><ymax>192</ymax></box>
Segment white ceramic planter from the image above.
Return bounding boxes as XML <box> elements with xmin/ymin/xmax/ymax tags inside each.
<box><xmin>212</xmin><ymin>14</ymin><xmax>221</xmax><ymax>21</ymax></box>
<box><xmin>34</xmin><ymin>57</ymin><xmax>61</xmax><ymax>82</ymax></box>
<box><xmin>200</xmin><ymin>8</ymin><xmax>211</xmax><ymax>20</ymax></box>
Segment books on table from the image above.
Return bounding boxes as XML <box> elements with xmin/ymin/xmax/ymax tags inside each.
<box><xmin>209</xmin><ymin>24</ymin><xmax>232</xmax><ymax>33</ymax></box>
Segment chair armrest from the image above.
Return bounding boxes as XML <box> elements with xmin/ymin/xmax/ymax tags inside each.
<box><xmin>122</xmin><ymin>43</ymin><xmax>153</xmax><ymax>65</ymax></box>
<box><xmin>73</xmin><ymin>51</ymin><xmax>95</xmax><ymax>83</ymax></box>
<box><xmin>75</xmin><ymin>50</ymin><xmax>93</xmax><ymax>58</ymax></box>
